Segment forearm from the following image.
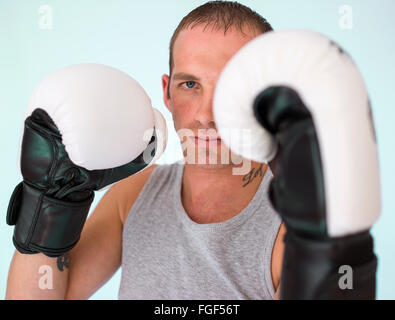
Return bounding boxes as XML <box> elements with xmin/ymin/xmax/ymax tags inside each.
<box><xmin>6</xmin><ymin>251</ymin><xmax>69</xmax><ymax>300</ymax></box>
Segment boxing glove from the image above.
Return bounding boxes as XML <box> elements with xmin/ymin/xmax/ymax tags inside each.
<box><xmin>7</xmin><ymin>64</ymin><xmax>167</xmax><ymax>257</ymax></box>
<box><xmin>213</xmin><ymin>30</ymin><xmax>381</xmax><ymax>299</ymax></box>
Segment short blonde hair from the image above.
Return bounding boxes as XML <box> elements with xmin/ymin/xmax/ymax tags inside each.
<box><xmin>168</xmin><ymin>1</ymin><xmax>273</xmax><ymax>76</ymax></box>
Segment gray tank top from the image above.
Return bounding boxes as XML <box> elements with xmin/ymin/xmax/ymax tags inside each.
<box><xmin>118</xmin><ymin>162</ymin><xmax>282</xmax><ymax>300</ymax></box>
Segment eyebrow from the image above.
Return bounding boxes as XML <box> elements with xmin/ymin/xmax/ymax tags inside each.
<box><xmin>172</xmin><ymin>72</ymin><xmax>201</xmax><ymax>81</ymax></box>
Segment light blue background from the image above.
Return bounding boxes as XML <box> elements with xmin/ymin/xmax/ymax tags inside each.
<box><xmin>0</xmin><ymin>0</ymin><xmax>394</xmax><ymax>299</ymax></box>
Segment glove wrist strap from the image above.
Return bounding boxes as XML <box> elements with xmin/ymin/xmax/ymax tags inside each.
<box><xmin>280</xmin><ymin>229</ymin><xmax>377</xmax><ymax>300</ymax></box>
<box><xmin>7</xmin><ymin>181</ymin><xmax>94</xmax><ymax>257</ymax></box>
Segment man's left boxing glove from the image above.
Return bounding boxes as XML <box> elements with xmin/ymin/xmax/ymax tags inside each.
<box><xmin>7</xmin><ymin>64</ymin><xmax>167</xmax><ymax>257</ymax></box>
<box><xmin>214</xmin><ymin>30</ymin><xmax>381</xmax><ymax>299</ymax></box>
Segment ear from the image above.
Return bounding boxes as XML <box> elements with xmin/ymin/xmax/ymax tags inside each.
<box><xmin>162</xmin><ymin>74</ymin><xmax>172</xmax><ymax>113</ymax></box>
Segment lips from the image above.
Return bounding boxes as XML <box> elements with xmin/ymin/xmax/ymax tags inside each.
<box><xmin>193</xmin><ymin>136</ymin><xmax>222</xmax><ymax>143</ymax></box>
<box><xmin>191</xmin><ymin>133</ymin><xmax>221</xmax><ymax>141</ymax></box>
<box><xmin>195</xmin><ymin>137</ymin><xmax>221</xmax><ymax>141</ymax></box>
<box><xmin>189</xmin><ymin>136</ymin><xmax>222</xmax><ymax>147</ymax></box>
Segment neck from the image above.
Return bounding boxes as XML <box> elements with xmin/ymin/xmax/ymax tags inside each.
<box><xmin>181</xmin><ymin>161</ymin><xmax>267</xmax><ymax>224</ymax></box>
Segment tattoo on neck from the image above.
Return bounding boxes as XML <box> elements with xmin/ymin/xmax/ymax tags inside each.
<box><xmin>57</xmin><ymin>252</ymin><xmax>70</xmax><ymax>272</ymax></box>
<box><xmin>242</xmin><ymin>164</ymin><xmax>263</xmax><ymax>187</ymax></box>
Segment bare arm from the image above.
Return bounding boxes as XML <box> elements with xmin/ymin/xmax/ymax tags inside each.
<box><xmin>66</xmin><ymin>164</ymin><xmax>158</xmax><ymax>299</ymax></box>
<box><xmin>6</xmin><ymin>165</ymin><xmax>157</xmax><ymax>300</ymax></box>
<box><xmin>274</xmin><ymin>286</ymin><xmax>280</xmax><ymax>300</ymax></box>
<box><xmin>6</xmin><ymin>252</ymin><xmax>69</xmax><ymax>299</ymax></box>
<box><xmin>271</xmin><ymin>222</ymin><xmax>286</xmax><ymax>300</ymax></box>
<box><xmin>5</xmin><ymin>184</ymin><xmax>121</xmax><ymax>300</ymax></box>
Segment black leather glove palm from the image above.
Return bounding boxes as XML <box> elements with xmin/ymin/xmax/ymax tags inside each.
<box><xmin>254</xmin><ymin>86</ymin><xmax>377</xmax><ymax>300</ymax></box>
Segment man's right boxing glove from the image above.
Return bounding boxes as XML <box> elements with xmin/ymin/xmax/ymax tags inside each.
<box><xmin>7</xmin><ymin>64</ymin><xmax>167</xmax><ymax>257</ymax></box>
<box><xmin>214</xmin><ymin>30</ymin><xmax>381</xmax><ymax>299</ymax></box>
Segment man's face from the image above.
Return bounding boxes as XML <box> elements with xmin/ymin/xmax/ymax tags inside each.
<box><xmin>162</xmin><ymin>24</ymin><xmax>258</xmax><ymax>168</ymax></box>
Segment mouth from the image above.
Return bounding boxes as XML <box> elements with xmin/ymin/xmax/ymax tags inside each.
<box><xmin>190</xmin><ymin>136</ymin><xmax>222</xmax><ymax>146</ymax></box>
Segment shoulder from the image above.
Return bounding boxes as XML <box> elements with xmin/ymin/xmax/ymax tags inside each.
<box><xmin>110</xmin><ymin>164</ymin><xmax>160</xmax><ymax>225</ymax></box>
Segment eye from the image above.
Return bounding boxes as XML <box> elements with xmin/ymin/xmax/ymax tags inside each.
<box><xmin>184</xmin><ymin>81</ymin><xmax>196</xmax><ymax>89</ymax></box>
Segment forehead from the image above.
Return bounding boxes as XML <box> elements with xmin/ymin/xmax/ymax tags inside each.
<box><xmin>172</xmin><ymin>24</ymin><xmax>258</xmax><ymax>78</ymax></box>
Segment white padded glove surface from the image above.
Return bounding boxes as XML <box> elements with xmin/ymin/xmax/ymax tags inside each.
<box><xmin>21</xmin><ymin>63</ymin><xmax>167</xmax><ymax>171</ymax></box>
<box><xmin>214</xmin><ymin>30</ymin><xmax>381</xmax><ymax>237</ymax></box>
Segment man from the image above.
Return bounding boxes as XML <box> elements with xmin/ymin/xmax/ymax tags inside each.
<box><xmin>6</xmin><ymin>1</ymin><xmax>285</xmax><ymax>299</ymax></box>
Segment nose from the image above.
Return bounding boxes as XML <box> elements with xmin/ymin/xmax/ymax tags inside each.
<box><xmin>194</xmin><ymin>86</ymin><xmax>216</xmax><ymax>128</ymax></box>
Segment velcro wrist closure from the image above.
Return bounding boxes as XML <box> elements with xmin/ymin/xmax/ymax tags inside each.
<box><xmin>9</xmin><ymin>182</ymin><xmax>94</xmax><ymax>257</ymax></box>
<box><xmin>280</xmin><ymin>230</ymin><xmax>377</xmax><ymax>300</ymax></box>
